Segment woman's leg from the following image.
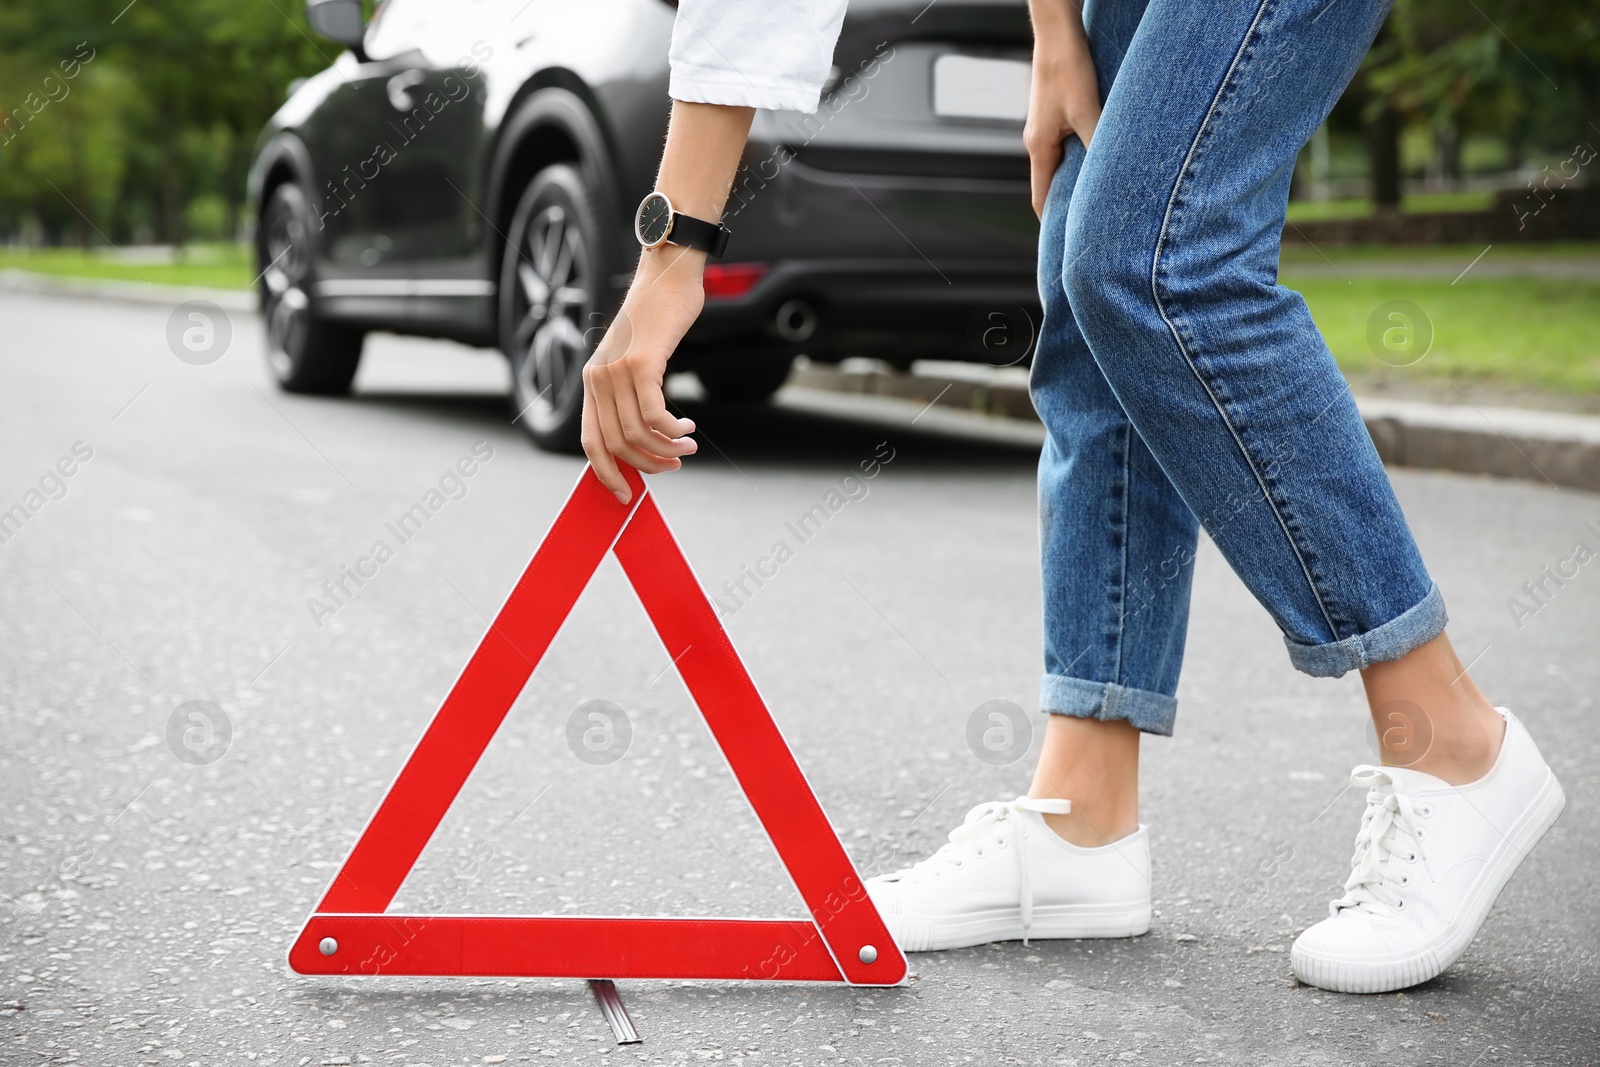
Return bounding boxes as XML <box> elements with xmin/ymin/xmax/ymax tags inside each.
<box><xmin>1056</xmin><ymin>0</ymin><xmax>1563</xmax><ymax>993</ymax></box>
<box><xmin>1055</xmin><ymin>0</ymin><xmax>1506</xmax><ymax>780</ymax></box>
<box><xmin>862</xmin><ymin>0</ymin><xmax>1167</xmax><ymax>950</ymax></box>
<box><xmin>1026</xmin><ymin>0</ymin><xmax>1188</xmax><ymax>848</ymax></box>
<box><xmin>1063</xmin><ymin>0</ymin><xmax>1439</xmax><ymax>680</ymax></box>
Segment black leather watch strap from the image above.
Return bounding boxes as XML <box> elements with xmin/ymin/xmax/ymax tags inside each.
<box><xmin>666</xmin><ymin>212</ymin><xmax>730</xmax><ymax>259</ymax></box>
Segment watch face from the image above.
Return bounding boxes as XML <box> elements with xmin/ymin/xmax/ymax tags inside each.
<box><xmin>636</xmin><ymin>192</ymin><xmax>672</xmax><ymax>248</ymax></box>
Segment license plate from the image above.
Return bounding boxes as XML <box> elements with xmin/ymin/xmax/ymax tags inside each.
<box><xmin>932</xmin><ymin>54</ymin><xmax>1031</xmax><ymax>123</ymax></box>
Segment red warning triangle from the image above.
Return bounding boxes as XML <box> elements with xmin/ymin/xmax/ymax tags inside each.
<box><xmin>288</xmin><ymin>464</ymin><xmax>906</xmax><ymax>985</ymax></box>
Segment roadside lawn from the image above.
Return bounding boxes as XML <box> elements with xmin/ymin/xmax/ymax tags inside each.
<box><xmin>0</xmin><ymin>244</ymin><xmax>253</xmax><ymax>289</ymax></box>
<box><xmin>1283</xmin><ymin>274</ymin><xmax>1600</xmax><ymax>395</ymax></box>
<box><xmin>5</xmin><ymin>241</ymin><xmax>1597</xmax><ymax>398</ymax></box>
<box><xmin>1284</xmin><ymin>191</ymin><xmax>1496</xmax><ymax>222</ymax></box>
<box><xmin>1278</xmin><ymin>243</ymin><xmax>1600</xmax><ymax>396</ymax></box>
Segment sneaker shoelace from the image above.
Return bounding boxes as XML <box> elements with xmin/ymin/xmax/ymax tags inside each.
<box><xmin>886</xmin><ymin>795</ymin><xmax>1071</xmax><ymax>942</ymax></box>
<box><xmin>1330</xmin><ymin>765</ymin><xmax>1433</xmax><ymax>917</ymax></box>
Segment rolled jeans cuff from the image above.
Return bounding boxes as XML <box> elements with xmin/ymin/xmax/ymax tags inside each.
<box><xmin>1040</xmin><ymin>674</ymin><xmax>1179</xmax><ymax>737</ymax></box>
<box><xmin>1283</xmin><ymin>582</ymin><xmax>1448</xmax><ymax>678</ymax></box>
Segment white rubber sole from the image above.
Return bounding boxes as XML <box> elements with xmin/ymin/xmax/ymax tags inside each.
<box><xmin>1291</xmin><ymin>767</ymin><xmax>1566</xmax><ymax>994</ymax></box>
<box><xmin>886</xmin><ymin>899</ymin><xmax>1152</xmax><ymax>952</ymax></box>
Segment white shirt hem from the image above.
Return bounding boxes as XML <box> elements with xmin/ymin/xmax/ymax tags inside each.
<box><xmin>668</xmin><ymin>68</ymin><xmax>823</xmax><ymax>115</ymax></box>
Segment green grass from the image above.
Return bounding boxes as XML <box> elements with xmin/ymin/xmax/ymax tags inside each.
<box><xmin>5</xmin><ymin>241</ymin><xmax>1597</xmax><ymax>399</ymax></box>
<box><xmin>1285</xmin><ymin>191</ymin><xmax>1495</xmax><ymax>223</ymax></box>
<box><xmin>0</xmin><ymin>244</ymin><xmax>254</xmax><ymax>289</ymax></box>
<box><xmin>1285</xmin><ymin>273</ymin><xmax>1600</xmax><ymax>395</ymax></box>
<box><xmin>1278</xmin><ymin>241</ymin><xmax>1600</xmax><ymax>271</ymax></box>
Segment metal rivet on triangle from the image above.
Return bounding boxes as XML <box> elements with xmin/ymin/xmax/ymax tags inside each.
<box><xmin>858</xmin><ymin>945</ymin><xmax>877</xmax><ymax>964</ymax></box>
<box><xmin>319</xmin><ymin>937</ymin><xmax>338</xmax><ymax>956</ymax></box>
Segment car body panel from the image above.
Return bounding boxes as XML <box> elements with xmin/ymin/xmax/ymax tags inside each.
<box><xmin>248</xmin><ymin>0</ymin><xmax>1040</xmax><ymax>366</ymax></box>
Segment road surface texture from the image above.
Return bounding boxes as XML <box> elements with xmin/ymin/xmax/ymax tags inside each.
<box><xmin>2</xmin><ymin>292</ymin><xmax>1596</xmax><ymax>1066</ymax></box>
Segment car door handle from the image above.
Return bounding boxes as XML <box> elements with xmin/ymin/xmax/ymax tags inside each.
<box><xmin>386</xmin><ymin>69</ymin><xmax>426</xmax><ymax>111</ymax></box>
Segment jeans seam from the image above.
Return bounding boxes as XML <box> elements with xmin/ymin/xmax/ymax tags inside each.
<box><xmin>1147</xmin><ymin>0</ymin><xmax>1342</xmax><ymax>644</ymax></box>
<box><xmin>1114</xmin><ymin>421</ymin><xmax>1131</xmax><ymax>683</ymax></box>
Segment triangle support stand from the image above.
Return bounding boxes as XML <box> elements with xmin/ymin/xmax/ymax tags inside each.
<box><xmin>589</xmin><ymin>979</ymin><xmax>640</xmax><ymax>1044</ymax></box>
<box><xmin>289</xmin><ymin>465</ymin><xmax>907</xmax><ymax>991</ymax></box>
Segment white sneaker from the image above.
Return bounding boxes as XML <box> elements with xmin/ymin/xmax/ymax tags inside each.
<box><xmin>865</xmin><ymin>796</ymin><xmax>1151</xmax><ymax>951</ymax></box>
<box><xmin>1292</xmin><ymin>707</ymin><xmax>1565</xmax><ymax>993</ymax></box>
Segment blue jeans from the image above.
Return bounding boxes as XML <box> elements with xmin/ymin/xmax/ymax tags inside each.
<box><xmin>1032</xmin><ymin>0</ymin><xmax>1446</xmax><ymax>736</ymax></box>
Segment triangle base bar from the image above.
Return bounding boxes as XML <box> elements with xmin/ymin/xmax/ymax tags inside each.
<box><xmin>291</xmin><ymin>915</ymin><xmax>846</xmax><ymax>981</ymax></box>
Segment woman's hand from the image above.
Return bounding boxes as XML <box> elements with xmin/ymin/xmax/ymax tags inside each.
<box><xmin>1023</xmin><ymin>9</ymin><xmax>1101</xmax><ymax>218</ymax></box>
<box><xmin>578</xmin><ymin>99</ymin><xmax>755</xmax><ymax>505</ymax></box>
<box><xmin>581</xmin><ymin>246</ymin><xmax>705</xmax><ymax>504</ymax></box>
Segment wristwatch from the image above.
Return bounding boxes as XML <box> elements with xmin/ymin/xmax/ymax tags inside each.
<box><xmin>634</xmin><ymin>191</ymin><xmax>730</xmax><ymax>259</ymax></box>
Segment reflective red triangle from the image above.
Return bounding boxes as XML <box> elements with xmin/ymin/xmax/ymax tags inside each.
<box><xmin>288</xmin><ymin>464</ymin><xmax>907</xmax><ymax>985</ymax></box>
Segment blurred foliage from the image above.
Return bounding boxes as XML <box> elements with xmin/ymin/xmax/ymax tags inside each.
<box><xmin>1357</xmin><ymin>0</ymin><xmax>1600</xmax><ymax>173</ymax></box>
<box><xmin>0</xmin><ymin>0</ymin><xmax>337</xmax><ymax>245</ymax></box>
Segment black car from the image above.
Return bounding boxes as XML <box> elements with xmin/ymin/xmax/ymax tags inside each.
<box><xmin>248</xmin><ymin>0</ymin><xmax>1041</xmax><ymax>450</ymax></box>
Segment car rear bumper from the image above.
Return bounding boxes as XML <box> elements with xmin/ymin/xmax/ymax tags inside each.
<box><xmin>686</xmin><ymin>257</ymin><xmax>1041</xmax><ymax>366</ymax></box>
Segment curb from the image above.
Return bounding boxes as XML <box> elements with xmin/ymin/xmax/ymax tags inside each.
<box><xmin>0</xmin><ymin>270</ymin><xmax>255</xmax><ymax>313</ymax></box>
<box><xmin>790</xmin><ymin>362</ymin><xmax>1600</xmax><ymax>494</ymax></box>
<box><xmin>1359</xmin><ymin>397</ymin><xmax>1600</xmax><ymax>494</ymax></box>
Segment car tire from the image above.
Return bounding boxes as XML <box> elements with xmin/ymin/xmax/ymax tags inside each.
<box><xmin>500</xmin><ymin>163</ymin><xmax>617</xmax><ymax>453</ymax></box>
<box><xmin>695</xmin><ymin>353</ymin><xmax>796</xmax><ymax>404</ymax></box>
<box><xmin>258</xmin><ymin>183</ymin><xmax>365</xmax><ymax>395</ymax></box>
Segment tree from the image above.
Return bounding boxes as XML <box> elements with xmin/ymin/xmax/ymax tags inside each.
<box><xmin>0</xmin><ymin>0</ymin><xmax>331</xmax><ymax>246</ymax></box>
<box><xmin>1361</xmin><ymin>0</ymin><xmax>1600</xmax><ymax>201</ymax></box>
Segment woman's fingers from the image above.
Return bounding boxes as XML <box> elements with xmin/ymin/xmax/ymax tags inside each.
<box><xmin>608</xmin><ymin>361</ymin><xmax>695</xmax><ymax>461</ymax></box>
<box><xmin>1024</xmin><ymin>105</ymin><xmax>1069</xmax><ymax>219</ymax></box>
<box><xmin>634</xmin><ymin>372</ymin><xmax>697</xmax><ymax>450</ymax></box>
<box><xmin>1028</xmin><ymin>132</ymin><xmax>1065</xmax><ymax>219</ymax></box>
<box><xmin>592</xmin><ymin>366</ymin><xmax>681</xmax><ymax>477</ymax></box>
<box><xmin>581</xmin><ymin>374</ymin><xmax>633</xmax><ymax>505</ymax></box>
<box><xmin>1074</xmin><ymin>104</ymin><xmax>1100</xmax><ymax>151</ymax></box>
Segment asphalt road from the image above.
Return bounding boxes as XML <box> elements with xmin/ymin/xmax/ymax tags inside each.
<box><xmin>2</xmin><ymin>292</ymin><xmax>1597</xmax><ymax>1066</ymax></box>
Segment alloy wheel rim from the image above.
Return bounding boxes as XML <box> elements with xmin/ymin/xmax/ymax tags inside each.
<box><xmin>512</xmin><ymin>203</ymin><xmax>591</xmax><ymax>431</ymax></box>
<box><xmin>263</xmin><ymin>195</ymin><xmax>310</xmax><ymax>380</ymax></box>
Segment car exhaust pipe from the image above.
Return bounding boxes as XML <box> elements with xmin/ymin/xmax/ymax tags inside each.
<box><xmin>774</xmin><ymin>298</ymin><xmax>818</xmax><ymax>343</ymax></box>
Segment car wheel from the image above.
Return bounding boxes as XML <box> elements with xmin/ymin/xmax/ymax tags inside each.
<box><xmin>695</xmin><ymin>353</ymin><xmax>796</xmax><ymax>404</ymax></box>
<box><xmin>258</xmin><ymin>183</ymin><xmax>365</xmax><ymax>395</ymax></box>
<box><xmin>500</xmin><ymin>163</ymin><xmax>616</xmax><ymax>452</ymax></box>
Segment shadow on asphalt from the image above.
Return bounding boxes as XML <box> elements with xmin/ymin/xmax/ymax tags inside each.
<box><xmin>345</xmin><ymin>390</ymin><xmax>1042</xmax><ymax>475</ymax></box>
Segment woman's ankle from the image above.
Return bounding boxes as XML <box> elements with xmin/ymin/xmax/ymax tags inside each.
<box><xmin>1396</xmin><ymin>701</ymin><xmax>1504</xmax><ymax>786</ymax></box>
<box><xmin>1039</xmin><ymin>804</ymin><xmax>1140</xmax><ymax>848</ymax></box>
<box><xmin>1027</xmin><ymin>715</ymin><xmax>1141</xmax><ymax>847</ymax></box>
<box><xmin>1361</xmin><ymin>632</ymin><xmax>1505</xmax><ymax>786</ymax></box>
